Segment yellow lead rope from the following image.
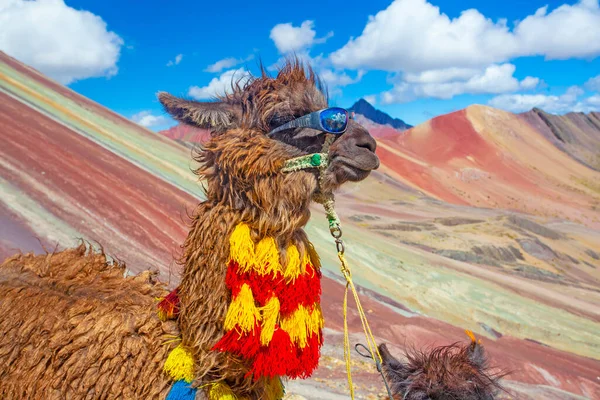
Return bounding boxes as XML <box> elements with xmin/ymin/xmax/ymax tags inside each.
<box><xmin>323</xmin><ymin>202</ymin><xmax>392</xmax><ymax>398</ymax></box>
<box><xmin>337</xmin><ymin>244</ymin><xmax>386</xmax><ymax>399</ymax></box>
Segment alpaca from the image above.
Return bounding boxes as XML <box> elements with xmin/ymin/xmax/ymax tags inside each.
<box><xmin>0</xmin><ymin>59</ymin><xmax>380</xmax><ymax>399</ymax></box>
<box><xmin>378</xmin><ymin>331</ymin><xmax>505</xmax><ymax>400</ymax></box>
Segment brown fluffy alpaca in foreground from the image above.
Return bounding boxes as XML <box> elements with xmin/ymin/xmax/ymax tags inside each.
<box><xmin>379</xmin><ymin>332</ymin><xmax>505</xmax><ymax>400</ymax></box>
<box><xmin>0</xmin><ymin>59</ymin><xmax>379</xmax><ymax>399</ymax></box>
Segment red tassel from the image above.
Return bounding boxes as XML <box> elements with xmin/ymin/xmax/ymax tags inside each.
<box><xmin>212</xmin><ymin>324</ymin><xmax>262</xmax><ymax>360</ymax></box>
<box><xmin>288</xmin><ymin>332</ymin><xmax>323</xmax><ymax>379</ymax></box>
<box><xmin>157</xmin><ymin>288</ymin><xmax>180</xmax><ymax>321</ymax></box>
<box><xmin>226</xmin><ymin>260</ymin><xmax>277</xmax><ymax>306</ymax></box>
<box><xmin>225</xmin><ymin>261</ymin><xmax>245</xmax><ymax>298</ymax></box>
<box><xmin>249</xmin><ymin>327</ymin><xmax>298</xmax><ymax>380</ymax></box>
<box><xmin>277</xmin><ymin>264</ymin><xmax>322</xmax><ymax>315</ymax></box>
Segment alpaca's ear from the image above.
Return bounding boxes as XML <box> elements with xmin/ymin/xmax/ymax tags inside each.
<box><xmin>157</xmin><ymin>92</ymin><xmax>240</xmax><ymax>130</ymax></box>
<box><xmin>378</xmin><ymin>343</ymin><xmax>404</xmax><ymax>370</ymax></box>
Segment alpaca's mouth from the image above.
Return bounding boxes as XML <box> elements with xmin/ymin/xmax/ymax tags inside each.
<box><xmin>334</xmin><ymin>154</ymin><xmax>380</xmax><ymax>172</ymax></box>
<box><xmin>335</xmin><ymin>163</ymin><xmax>371</xmax><ymax>182</ymax></box>
<box><xmin>329</xmin><ymin>153</ymin><xmax>379</xmax><ymax>183</ymax></box>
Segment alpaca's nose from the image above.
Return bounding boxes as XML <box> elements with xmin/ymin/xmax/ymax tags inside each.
<box><xmin>352</xmin><ymin>127</ymin><xmax>377</xmax><ymax>153</ymax></box>
<box><xmin>340</xmin><ymin>120</ymin><xmax>377</xmax><ymax>155</ymax></box>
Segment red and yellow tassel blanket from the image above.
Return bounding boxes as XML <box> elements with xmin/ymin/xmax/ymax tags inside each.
<box><xmin>157</xmin><ymin>222</ymin><xmax>324</xmax><ymax>383</ymax></box>
<box><xmin>213</xmin><ymin>223</ymin><xmax>324</xmax><ymax>380</ymax></box>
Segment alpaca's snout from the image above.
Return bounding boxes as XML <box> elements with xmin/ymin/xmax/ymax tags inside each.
<box><xmin>328</xmin><ymin>120</ymin><xmax>380</xmax><ymax>186</ymax></box>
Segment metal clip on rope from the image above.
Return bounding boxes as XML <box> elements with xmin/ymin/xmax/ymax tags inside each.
<box><xmin>330</xmin><ymin>225</ymin><xmax>345</xmax><ymax>256</ymax></box>
<box><xmin>355</xmin><ymin>344</ymin><xmax>394</xmax><ymax>399</ymax></box>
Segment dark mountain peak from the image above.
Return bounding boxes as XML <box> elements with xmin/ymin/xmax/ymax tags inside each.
<box><xmin>349</xmin><ymin>98</ymin><xmax>412</xmax><ymax>131</ymax></box>
<box><xmin>352</xmin><ymin>98</ymin><xmax>376</xmax><ymax>111</ymax></box>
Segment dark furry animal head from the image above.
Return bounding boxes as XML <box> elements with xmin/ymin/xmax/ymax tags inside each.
<box><xmin>158</xmin><ymin>58</ymin><xmax>379</xmax><ymax>207</ymax></box>
<box><xmin>379</xmin><ymin>331</ymin><xmax>506</xmax><ymax>400</ymax></box>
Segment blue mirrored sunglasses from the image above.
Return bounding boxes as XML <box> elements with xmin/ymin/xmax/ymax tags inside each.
<box><xmin>267</xmin><ymin>107</ymin><xmax>350</xmax><ymax>137</ymax></box>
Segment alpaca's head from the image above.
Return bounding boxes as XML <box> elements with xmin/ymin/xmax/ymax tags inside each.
<box><xmin>378</xmin><ymin>332</ymin><xmax>505</xmax><ymax>400</ymax></box>
<box><xmin>158</xmin><ymin>59</ymin><xmax>379</xmax><ymax>217</ymax></box>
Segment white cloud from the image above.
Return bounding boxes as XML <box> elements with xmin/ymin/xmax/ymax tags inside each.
<box><xmin>316</xmin><ymin>69</ymin><xmax>365</xmax><ymax>96</ymax></box>
<box><xmin>586</xmin><ymin>94</ymin><xmax>600</xmax><ymax>106</ymax></box>
<box><xmin>404</xmin><ymin>67</ymin><xmax>481</xmax><ymax>84</ymax></box>
<box><xmin>204</xmin><ymin>54</ymin><xmax>255</xmax><ymax>73</ymax></box>
<box><xmin>0</xmin><ymin>0</ymin><xmax>124</xmax><ymax>84</ymax></box>
<box><xmin>585</xmin><ymin>75</ymin><xmax>600</xmax><ymax>92</ymax></box>
<box><xmin>166</xmin><ymin>54</ymin><xmax>183</xmax><ymax>67</ymax></box>
<box><xmin>205</xmin><ymin>57</ymin><xmax>239</xmax><ymax>73</ymax></box>
<box><xmin>267</xmin><ymin>52</ymin><xmax>363</xmax><ymax>96</ymax></box>
<box><xmin>489</xmin><ymin>94</ymin><xmax>565</xmax><ymax>113</ymax></box>
<box><xmin>513</xmin><ymin>0</ymin><xmax>600</xmax><ymax>60</ymax></box>
<box><xmin>563</xmin><ymin>85</ymin><xmax>585</xmax><ymax>101</ymax></box>
<box><xmin>382</xmin><ymin>64</ymin><xmax>539</xmax><ymax>103</ymax></box>
<box><xmin>520</xmin><ymin>76</ymin><xmax>541</xmax><ymax>90</ymax></box>
<box><xmin>489</xmin><ymin>85</ymin><xmax>600</xmax><ymax>113</ymax></box>
<box><xmin>188</xmin><ymin>68</ymin><xmax>250</xmax><ymax>100</ymax></box>
<box><xmin>330</xmin><ymin>0</ymin><xmax>600</xmax><ymax>73</ymax></box>
<box><xmin>131</xmin><ymin>111</ymin><xmax>170</xmax><ymax>128</ymax></box>
<box><xmin>319</xmin><ymin>69</ymin><xmax>365</xmax><ymax>88</ymax></box>
<box><xmin>270</xmin><ymin>20</ymin><xmax>333</xmax><ymax>54</ymax></box>
<box><xmin>267</xmin><ymin>51</ymin><xmax>321</xmax><ymax>72</ymax></box>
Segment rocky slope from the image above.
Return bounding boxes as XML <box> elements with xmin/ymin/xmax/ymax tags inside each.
<box><xmin>1</xmin><ymin>52</ymin><xmax>599</xmax><ymax>399</ymax></box>
<box><xmin>520</xmin><ymin>107</ymin><xmax>600</xmax><ymax>171</ymax></box>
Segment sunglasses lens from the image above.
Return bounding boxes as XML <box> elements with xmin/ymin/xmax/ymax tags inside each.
<box><xmin>320</xmin><ymin>108</ymin><xmax>348</xmax><ymax>134</ymax></box>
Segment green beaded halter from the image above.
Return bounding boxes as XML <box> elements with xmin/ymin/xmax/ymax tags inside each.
<box><xmin>281</xmin><ymin>153</ymin><xmax>329</xmax><ymax>172</ymax></box>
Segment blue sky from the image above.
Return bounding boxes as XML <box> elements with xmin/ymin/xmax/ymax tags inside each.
<box><xmin>1</xmin><ymin>0</ymin><xmax>599</xmax><ymax>130</ymax></box>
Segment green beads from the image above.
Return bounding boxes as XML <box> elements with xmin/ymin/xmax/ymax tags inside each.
<box><xmin>310</xmin><ymin>153</ymin><xmax>322</xmax><ymax>166</ymax></box>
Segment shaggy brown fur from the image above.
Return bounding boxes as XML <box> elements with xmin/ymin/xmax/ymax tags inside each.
<box><xmin>0</xmin><ymin>244</ymin><xmax>177</xmax><ymax>399</ymax></box>
<box><xmin>0</xmin><ymin>59</ymin><xmax>379</xmax><ymax>399</ymax></box>
<box><xmin>378</xmin><ymin>339</ymin><xmax>506</xmax><ymax>400</ymax></box>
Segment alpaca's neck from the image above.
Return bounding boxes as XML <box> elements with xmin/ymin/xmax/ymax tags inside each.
<box><xmin>179</xmin><ymin>197</ymin><xmax>313</xmax><ymax>290</ymax></box>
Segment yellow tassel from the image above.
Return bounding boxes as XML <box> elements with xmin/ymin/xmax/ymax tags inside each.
<box><xmin>302</xmin><ymin>251</ymin><xmax>311</xmax><ymax>273</ymax></box>
<box><xmin>163</xmin><ymin>344</ymin><xmax>195</xmax><ymax>383</ymax></box>
<box><xmin>308</xmin><ymin>303</ymin><xmax>325</xmax><ymax>337</ymax></box>
<box><xmin>281</xmin><ymin>306</ymin><xmax>309</xmax><ymax>348</ymax></box>
<box><xmin>224</xmin><ymin>284</ymin><xmax>261</xmax><ymax>333</ymax></box>
<box><xmin>283</xmin><ymin>244</ymin><xmax>302</xmax><ymax>282</ymax></box>
<box><xmin>465</xmin><ymin>329</ymin><xmax>482</xmax><ymax>345</ymax></box>
<box><xmin>260</xmin><ymin>297</ymin><xmax>280</xmax><ymax>346</ymax></box>
<box><xmin>208</xmin><ymin>382</ymin><xmax>238</xmax><ymax>400</ymax></box>
<box><xmin>230</xmin><ymin>223</ymin><xmax>255</xmax><ymax>272</ymax></box>
<box><xmin>280</xmin><ymin>304</ymin><xmax>323</xmax><ymax>348</ymax></box>
<box><xmin>255</xmin><ymin>237</ymin><xmax>282</xmax><ymax>276</ymax></box>
<box><xmin>263</xmin><ymin>377</ymin><xmax>285</xmax><ymax>400</ymax></box>
<box><xmin>465</xmin><ymin>329</ymin><xmax>476</xmax><ymax>343</ymax></box>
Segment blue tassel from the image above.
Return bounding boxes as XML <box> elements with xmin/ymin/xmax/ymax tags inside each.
<box><xmin>166</xmin><ymin>380</ymin><xmax>197</xmax><ymax>400</ymax></box>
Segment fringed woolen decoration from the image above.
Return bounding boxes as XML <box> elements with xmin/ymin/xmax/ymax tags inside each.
<box><xmin>157</xmin><ymin>288</ymin><xmax>181</xmax><ymax>321</ymax></box>
<box><xmin>213</xmin><ymin>223</ymin><xmax>324</xmax><ymax>381</ymax></box>
<box><xmin>166</xmin><ymin>380</ymin><xmax>197</xmax><ymax>400</ymax></box>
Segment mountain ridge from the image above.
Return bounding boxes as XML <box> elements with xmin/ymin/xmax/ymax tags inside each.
<box><xmin>349</xmin><ymin>98</ymin><xmax>412</xmax><ymax>130</ymax></box>
<box><xmin>520</xmin><ymin>107</ymin><xmax>600</xmax><ymax>171</ymax></box>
